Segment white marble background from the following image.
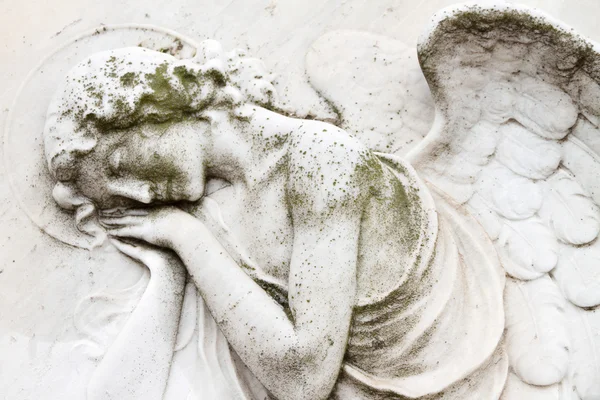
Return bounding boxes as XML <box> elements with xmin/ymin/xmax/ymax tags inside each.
<box><xmin>2</xmin><ymin>0</ymin><xmax>600</xmax><ymax>398</ymax></box>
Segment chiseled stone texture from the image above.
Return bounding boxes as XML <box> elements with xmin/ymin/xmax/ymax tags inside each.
<box><xmin>2</xmin><ymin>1</ymin><xmax>600</xmax><ymax>399</ymax></box>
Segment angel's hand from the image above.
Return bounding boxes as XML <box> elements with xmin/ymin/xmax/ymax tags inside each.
<box><xmin>110</xmin><ymin>238</ymin><xmax>186</xmax><ymax>279</ymax></box>
<box><xmin>100</xmin><ymin>206</ymin><xmax>198</xmax><ymax>249</ymax></box>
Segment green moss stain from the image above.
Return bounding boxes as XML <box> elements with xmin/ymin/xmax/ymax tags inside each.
<box><xmin>64</xmin><ymin>61</ymin><xmax>228</xmax><ymax>134</ymax></box>
<box><xmin>205</xmin><ymin>68</ymin><xmax>227</xmax><ymax>87</ymax></box>
<box><xmin>145</xmin><ymin>62</ymin><xmax>172</xmax><ymax>99</ymax></box>
<box><xmin>173</xmin><ymin>65</ymin><xmax>198</xmax><ymax>89</ymax></box>
<box><xmin>120</xmin><ymin>71</ymin><xmax>136</xmax><ymax>87</ymax></box>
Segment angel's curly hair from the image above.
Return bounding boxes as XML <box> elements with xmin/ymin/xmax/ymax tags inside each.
<box><xmin>43</xmin><ymin>40</ymin><xmax>278</xmax><ymax>245</ymax></box>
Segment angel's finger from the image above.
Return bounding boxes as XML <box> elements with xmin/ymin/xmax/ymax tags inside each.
<box><xmin>110</xmin><ymin>239</ymin><xmax>144</xmax><ymax>261</ymax></box>
<box><xmin>121</xmin><ymin>208</ymin><xmax>150</xmax><ymax>216</ymax></box>
<box><xmin>107</xmin><ymin>226</ymin><xmax>145</xmax><ymax>240</ymax></box>
<box><xmin>100</xmin><ymin>216</ymin><xmax>143</xmax><ymax>227</ymax></box>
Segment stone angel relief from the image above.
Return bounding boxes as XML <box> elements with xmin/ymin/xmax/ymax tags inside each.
<box><xmin>18</xmin><ymin>2</ymin><xmax>600</xmax><ymax>399</ymax></box>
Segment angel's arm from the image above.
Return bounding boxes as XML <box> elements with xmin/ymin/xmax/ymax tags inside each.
<box><xmin>171</xmin><ymin>198</ymin><xmax>361</xmax><ymax>400</ymax></box>
<box><xmin>87</xmin><ymin>242</ymin><xmax>185</xmax><ymax>400</ymax></box>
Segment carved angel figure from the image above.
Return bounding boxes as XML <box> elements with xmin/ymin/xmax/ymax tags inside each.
<box><xmin>41</xmin><ymin>3</ymin><xmax>600</xmax><ymax>400</ymax></box>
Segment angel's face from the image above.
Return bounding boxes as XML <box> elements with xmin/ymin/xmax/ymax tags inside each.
<box><xmin>75</xmin><ymin>120</ymin><xmax>208</xmax><ymax>210</ymax></box>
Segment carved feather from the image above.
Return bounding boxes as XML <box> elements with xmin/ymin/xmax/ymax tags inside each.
<box><xmin>513</xmin><ymin>77</ymin><xmax>578</xmax><ymax>140</ymax></box>
<box><xmin>562</xmin><ymin>136</ymin><xmax>600</xmax><ymax>213</ymax></box>
<box><xmin>539</xmin><ymin>170</ymin><xmax>600</xmax><ymax>246</ymax></box>
<box><xmin>504</xmin><ymin>277</ymin><xmax>569</xmax><ymax>386</ymax></box>
<box><xmin>574</xmin><ymin>72</ymin><xmax>600</xmax><ymax>128</ymax></box>
<box><xmin>552</xmin><ymin>243</ymin><xmax>600</xmax><ymax>308</ymax></box>
<box><xmin>430</xmin><ymin>151</ymin><xmax>481</xmax><ymax>185</ymax></box>
<box><xmin>564</xmin><ymin>302</ymin><xmax>600</xmax><ymax>400</ymax></box>
<box><xmin>496</xmin><ymin>219</ymin><xmax>558</xmax><ymax>280</ymax></box>
<box><xmin>475</xmin><ymin>161</ymin><xmax>543</xmax><ymax>221</ymax></box>
<box><xmin>467</xmin><ymin>193</ymin><xmax>502</xmax><ymax>240</ymax></box>
<box><xmin>480</xmin><ymin>81</ymin><xmax>515</xmax><ymax>125</ymax></box>
<box><xmin>495</xmin><ymin>122</ymin><xmax>561</xmax><ymax>180</ymax></box>
<box><xmin>451</xmin><ymin>120</ymin><xmax>499</xmax><ymax>166</ymax></box>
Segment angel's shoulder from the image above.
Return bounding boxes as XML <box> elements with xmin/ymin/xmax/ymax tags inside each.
<box><xmin>285</xmin><ymin>120</ymin><xmax>369</xmax><ymax>216</ymax></box>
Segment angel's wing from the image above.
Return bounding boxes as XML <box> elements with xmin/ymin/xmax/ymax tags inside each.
<box><xmin>306</xmin><ymin>4</ymin><xmax>600</xmax><ymax>399</ymax></box>
<box><xmin>409</xmin><ymin>5</ymin><xmax>600</xmax><ymax>398</ymax></box>
<box><xmin>306</xmin><ymin>30</ymin><xmax>435</xmax><ymax>156</ymax></box>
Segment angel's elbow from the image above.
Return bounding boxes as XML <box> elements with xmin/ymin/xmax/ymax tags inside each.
<box><xmin>267</xmin><ymin>358</ymin><xmax>338</xmax><ymax>400</ymax></box>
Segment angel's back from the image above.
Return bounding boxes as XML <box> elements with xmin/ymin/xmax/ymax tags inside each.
<box><xmin>330</xmin><ymin>153</ymin><xmax>507</xmax><ymax>399</ymax></box>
